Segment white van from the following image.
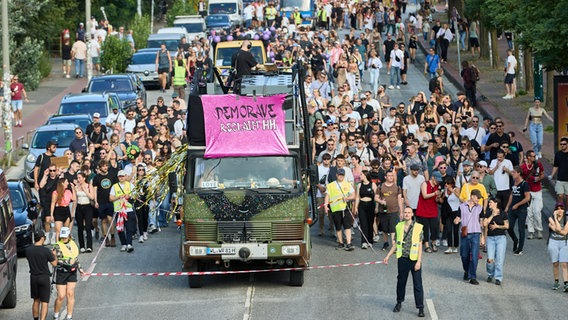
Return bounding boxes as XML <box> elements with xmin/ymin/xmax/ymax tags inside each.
<box><xmin>208</xmin><ymin>0</ymin><xmax>243</xmax><ymax>26</ymax></box>
<box><xmin>172</xmin><ymin>15</ymin><xmax>207</xmax><ymax>42</ymax></box>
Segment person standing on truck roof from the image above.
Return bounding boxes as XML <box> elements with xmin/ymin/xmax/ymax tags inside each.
<box><xmin>231</xmin><ymin>40</ymin><xmax>258</xmax><ymax>94</ymax></box>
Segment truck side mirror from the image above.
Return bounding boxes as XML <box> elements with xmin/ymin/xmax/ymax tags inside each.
<box><xmin>307</xmin><ymin>164</ymin><xmax>319</xmax><ymax>186</ymax></box>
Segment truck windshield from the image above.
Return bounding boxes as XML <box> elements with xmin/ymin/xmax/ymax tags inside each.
<box><xmin>193</xmin><ymin>156</ymin><xmax>298</xmax><ymax>190</ymax></box>
<box><xmin>209</xmin><ymin>3</ymin><xmax>237</xmax><ymax>14</ymax></box>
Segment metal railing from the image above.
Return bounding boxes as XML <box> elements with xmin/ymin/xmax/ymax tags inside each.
<box><xmin>0</xmin><ymin>129</ymin><xmax>36</xmax><ymax>170</ymax></box>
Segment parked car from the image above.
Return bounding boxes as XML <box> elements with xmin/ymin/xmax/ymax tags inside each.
<box><xmin>46</xmin><ymin>114</ymin><xmax>93</xmax><ymax>133</ymax></box>
<box><xmin>57</xmin><ymin>92</ymin><xmax>116</xmax><ymax>125</ymax></box>
<box><xmin>85</xmin><ymin>74</ymin><xmax>147</xmax><ymax>110</ymax></box>
<box><xmin>0</xmin><ymin>169</ymin><xmax>17</xmax><ymax>308</ymax></box>
<box><xmin>8</xmin><ymin>180</ymin><xmax>40</xmax><ymax>256</ymax></box>
<box><xmin>172</xmin><ymin>15</ymin><xmax>207</xmax><ymax>42</ymax></box>
<box><xmin>206</xmin><ymin>14</ymin><xmax>233</xmax><ymax>33</ymax></box>
<box><xmin>126</xmin><ymin>48</ymin><xmax>171</xmax><ymax>89</ymax></box>
<box><xmin>23</xmin><ymin>123</ymin><xmax>79</xmax><ymax>183</ymax></box>
<box><xmin>157</xmin><ymin>27</ymin><xmax>189</xmax><ymax>41</ymax></box>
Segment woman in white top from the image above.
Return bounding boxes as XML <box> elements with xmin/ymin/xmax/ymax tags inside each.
<box><xmin>75</xmin><ymin>172</ymin><xmax>95</xmax><ymax>252</ymax></box>
<box><xmin>367</xmin><ymin>50</ymin><xmax>383</xmax><ymax>98</ymax></box>
<box><xmin>523</xmin><ymin>98</ymin><xmax>553</xmax><ymax>158</ymax></box>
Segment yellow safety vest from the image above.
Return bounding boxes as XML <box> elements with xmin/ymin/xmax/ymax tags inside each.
<box><xmin>55</xmin><ymin>239</ymin><xmax>79</xmax><ymax>265</ymax></box>
<box><xmin>173</xmin><ymin>63</ymin><xmax>187</xmax><ymax>86</ymax></box>
<box><xmin>326</xmin><ymin>180</ymin><xmax>352</xmax><ymax>212</ymax></box>
<box><xmin>112</xmin><ymin>182</ymin><xmax>134</xmax><ymax>212</ymax></box>
<box><xmin>266</xmin><ymin>7</ymin><xmax>276</xmax><ymax>20</ymax></box>
<box><xmin>293</xmin><ymin>12</ymin><xmax>302</xmax><ymax>25</ymax></box>
<box><xmin>395</xmin><ymin>222</ymin><xmax>423</xmax><ymax>261</ymax></box>
<box><xmin>318</xmin><ymin>9</ymin><xmax>327</xmax><ymax>22</ymax></box>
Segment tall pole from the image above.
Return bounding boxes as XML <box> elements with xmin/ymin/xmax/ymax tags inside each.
<box><xmin>2</xmin><ymin>0</ymin><xmax>13</xmax><ymax>166</ymax></box>
<box><xmin>150</xmin><ymin>0</ymin><xmax>154</xmax><ymax>34</ymax></box>
<box><xmin>137</xmin><ymin>0</ymin><xmax>142</xmax><ymax>17</ymax></box>
<box><xmin>86</xmin><ymin>0</ymin><xmax>93</xmax><ymax>81</ymax></box>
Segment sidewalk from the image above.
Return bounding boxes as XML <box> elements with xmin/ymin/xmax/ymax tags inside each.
<box><xmin>0</xmin><ymin>58</ymin><xmax>88</xmax><ymax>179</ymax></box>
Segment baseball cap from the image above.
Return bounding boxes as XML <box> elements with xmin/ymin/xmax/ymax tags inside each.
<box><xmin>371</xmin><ymin>120</ymin><xmax>379</xmax><ymax>125</ymax></box>
<box><xmin>118</xmin><ymin>170</ymin><xmax>127</xmax><ymax>177</ymax></box>
<box><xmin>93</xmin><ymin>112</ymin><xmax>100</xmax><ymax>118</ymax></box>
<box><xmin>360</xmin><ymin>93</ymin><xmax>367</xmax><ymax>99</ymax></box>
<box><xmin>555</xmin><ymin>202</ymin><xmax>565</xmax><ymax>208</ymax></box>
<box><xmin>410</xmin><ymin>163</ymin><xmax>420</xmax><ymax>171</ymax></box>
<box><xmin>477</xmin><ymin>160</ymin><xmax>488</xmax><ymax>167</ymax></box>
<box><xmin>172</xmin><ymin>92</ymin><xmax>179</xmax><ymax>98</ymax></box>
<box><xmin>362</xmin><ymin>114</ymin><xmax>368</xmax><ymax>119</ymax></box>
<box><xmin>60</xmin><ymin>227</ymin><xmax>71</xmax><ymax>238</ymax></box>
<box><xmin>337</xmin><ymin>168</ymin><xmax>346</xmax><ymax>175</ymax></box>
<box><xmin>432</xmin><ymin>171</ymin><xmax>443</xmax><ymax>182</ymax></box>
<box><xmin>463</xmin><ymin>160</ymin><xmax>473</xmax><ymax>166</ymax></box>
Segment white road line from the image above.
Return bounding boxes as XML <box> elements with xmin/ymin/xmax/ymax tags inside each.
<box><xmin>81</xmin><ymin>262</ymin><xmax>97</xmax><ymax>281</ymax></box>
<box><xmin>426</xmin><ymin>298</ymin><xmax>438</xmax><ymax>320</ymax></box>
<box><xmin>243</xmin><ymin>274</ymin><xmax>256</xmax><ymax>320</ymax></box>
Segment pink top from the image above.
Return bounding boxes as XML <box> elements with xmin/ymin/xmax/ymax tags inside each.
<box><xmin>53</xmin><ymin>189</ymin><xmax>73</xmax><ymax>207</ymax></box>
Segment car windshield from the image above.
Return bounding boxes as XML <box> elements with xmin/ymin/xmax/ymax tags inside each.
<box><xmin>47</xmin><ymin>118</ymin><xmax>91</xmax><ymax>132</ymax></box>
<box><xmin>90</xmin><ymin>79</ymin><xmax>133</xmax><ymax>92</ymax></box>
<box><xmin>209</xmin><ymin>3</ymin><xmax>237</xmax><ymax>14</ymax></box>
<box><xmin>31</xmin><ymin>129</ymin><xmax>74</xmax><ymax>149</ymax></box>
<box><xmin>9</xmin><ymin>189</ymin><xmax>25</xmax><ymax>211</ymax></box>
<box><xmin>131</xmin><ymin>53</ymin><xmax>157</xmax><ymax>65</ymax></box>
<box><xmin>216</xmin><ymin>46</ymin><xmax>264</xmax><ymax>67</ymax></box>
<box><xmin>192</xmin><ymin>156</ymin><xmax>297</xmax><ymax>190</ymax></box>
<box><xmin>175</xmin><ymin>23</ymin><xmax>204</xmax><ymax>33</ymax></box>
<box><xmin>147</xmin><ymin>40</ymin><xmax>180</xmax><ymax>52</ymax></box>
<box><xmin>59</xmin><ymin>101</ymin><xmax>108</xmax><ymax>117</ymax></box>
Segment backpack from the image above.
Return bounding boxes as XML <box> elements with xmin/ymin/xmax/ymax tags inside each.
<box><xmin>429</xmin><ymin>77</ymin><xmax>438</xmax><ymax>93</ymax></box>
<box><xmin>471</xmin><ymin>66</ymin><xmax>480</xmax><ymax>82</ymax></box>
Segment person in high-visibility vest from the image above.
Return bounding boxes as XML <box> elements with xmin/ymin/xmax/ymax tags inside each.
<box><xmin>53</xmin><ymin>227</ymin><xmax>84</xmax><ymax>320</ymax></box>
<box><xmin>383</xmin><ymin>207</ymin><xmax>425</xmax><ymax>318</ymax></box>
<box><xmin>324</xmin><ymin>168</ymin><xmax>356</xmax><ymax>251</ymax></box>
<box><xmin>317</xmin><ymin>6</ymin><xmax>327</xmax><ymax>29</ymax></box>
<box><xmin>265</xmin><ymin>2</ymin><xmax>277</xmax><ymax>27</ymax></box>
<box><xmin>109</xmin><ymin>170</ymin><xmax>137</xmax><ymax>253</ymax></box>
<box><xmin>292</xmin><ymin>7</ymin><xmax>302</xmax><ymax>26</ymax></box>
<box><xmin>171</xmin><ymin>53</ymin><xmax>188</xmax><ymax>101</ymax></box>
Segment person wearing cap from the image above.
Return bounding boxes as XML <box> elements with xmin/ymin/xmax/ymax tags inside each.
<box><xmin>475</xmin><ymin>160</ymin><xmax>497</xmax><ymax>199</ymax></box>
<box><xmin>455</xmin><ymin>189</ymin><xmax>484</xmax><ymax>285</ymax></box>
<box><xmin>53</xmin><ymin>227</ymin><xmax>84</xmax><ymax>320</ymax></box>
<box><xmin>456</xmin><ymin>160</ymin><xmax>474</xmax><ymax>188</ymax></box>
<box><xmin>86</xmin><ymin>112</ymin><xmax>107</xmax><ymax>136</ymax></box>
<box><xmin>324</xmin><ymin>167</ymin><xmax>356</xmax><ymax>251</ymax></box>
<box><xmin>547</xmin><ymin>202</ymin><xmax>568</xmax><ymax>291</ymax></box>
<box><xmin>109</xmin><ymin>170</ymin><xmax>137</xmax><ymax>252</ymax></box>
<box><xmin>105</xmin><ymin>103</ymin><xmax>127</xmax><ymax>130</ymax></box>
<box><xmin>26</xmin><ymin>230</ymin><xmax>57</xmax><ymax>320</ymax></box>
<box><xmin>416</xmin><ymin>170</ymin><xmax>443</xmax><ymax>252</ymax></box>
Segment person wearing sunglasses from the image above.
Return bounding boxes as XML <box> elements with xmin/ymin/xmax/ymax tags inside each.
<box><xmin>488</xmin><ymin>149</ymin><xmax>513</xmax><ymax>212</ymax></box>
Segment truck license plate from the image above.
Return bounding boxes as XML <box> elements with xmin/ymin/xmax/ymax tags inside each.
<box><xmin>207</xmin><ymin>247</ymin><xmax>236</xmax><ymax>255</ymax></box>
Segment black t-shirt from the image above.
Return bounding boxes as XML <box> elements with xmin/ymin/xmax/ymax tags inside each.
<box><xmin>92</xmin><ymin>172</ymin><xmax>118</xmax><ymax>204</ymax></box>
<box><xmin>510</xmin><ymin>180</ymin><xmax>529</xmax><ymax>209</ymax></box>
<box><xmin>62</xmin><ymin>44</ymin><xmax>72</xmax><ymax>60</ymax></box>
<box><xmin>64</xmin><ymin>171</ymin><xmax>78</xmax><ymax>186</ymax></box>
<box><xmin>554</xmin><ymin>150</ymin><xmax>568</xmax><ymax>181</ymax></box>
<box><xmin>34</xmin><ymin>153</ymin><xmax>56</xmax><ymax>182</ymax></box>
<box><xmin>485</xmin><ymin>132</ymin><xmax>511</xmax><ymax>161</ymax></box>
<box><xmin>26</xmin><ymin>245</ymin><xmax>55</xmax><ymax>276</ymax></box>
<box><xmin>232</xmin><ymin>49</ymin><xmax>258</xmax><ymax>79</ymax></box>
<box><xmin>40</xmin><ymin>176</ymin><xmax>59</xmax><ymax>204</ymax></box>
<box><xmin>383</xmin><ymin>39</ymin><xmax>396</xmax><ymax>56</ymax></box>
<box><xmin>484</xmin><ymin>211</ymin><xmax>508</xmax><ymax>237</ymax></box>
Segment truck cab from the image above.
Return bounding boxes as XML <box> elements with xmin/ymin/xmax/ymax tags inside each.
<box><xmin>208</xmin><ymin>0</ymin><xmax>243</xmax><ymax>26</ymax></box>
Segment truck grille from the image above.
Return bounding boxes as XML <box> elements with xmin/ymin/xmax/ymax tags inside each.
<box><xmin>185</xmin><ymin>222</ymin><xmax>216</xmax><ymax>242</ymax></box>
<box><xmin>186</xmin><ymin>222</ymin><xmax>303</xmax><ymax>243</ymax></box>
<box><xmin>272</xmin><ymin>223</ymin><xmax>304</xmax><ymax>241</ymax></box>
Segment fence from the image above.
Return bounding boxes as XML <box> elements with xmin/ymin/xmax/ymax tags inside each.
<box><xmin>0</xmin><ymin>129</ymin><xmax>36</xmax><ymax>170</ymax></box>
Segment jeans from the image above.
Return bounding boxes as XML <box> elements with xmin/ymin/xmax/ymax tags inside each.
<box><xmin>158</xmin><ymin>191</ymin><xmax>172</xmax><ymax>227</ymax></box>
<box><xmin>117</xmin><ymin>210</ymin><xmax>137</xmax><ymax>246</ymax></box>
<box><xmin>460</xmin><ymin>232</ymin><xmax>480</xmax><ymax>279</ymax></box>
<box><xmin>390</xmin><ymin>66</ymin><xmax>401</xmax><ymax>86</ymax></box>
<box><xmin>428</xmin><ymin>72</ymin><xmax>437</xmax><ymax>80</ymax></box>
<box><xmin>508</xmin><ymin>207</ymin><xmax>527</xmax><ymax>251</ymax></box>
<box><xmin>396</xmin><ymin>257</ymin><xmax>424</xmax><ymax>309</ymax></box>
<box><xmin>459</xmin><ymin>31</ymin><xmax>467</xmax><ymax>49</ymax></box>
<box><xmin>486</xmin><ymin>235</ymin><xmax>507</xmax><ymax>281</ymax></box>
<box><xmin>527</xmin><ymin>191</ymin><xmax>543</xmax><ymax>233</ymax></box>
<box><xmin>369</xmin><ymin>68</ymin><xmax>380</xmax><ymax>96</ymax></box>
<box><xmin>423</xmin><ymin>32</ymin><xmax>428</xmax><ymax>42</ymax></box>
<box><xmin>75</xmin><ymin>59</ymin><xmax>85</xmax><ymax>77</ymax></box>
<box><xmin>529</xmin><ymin>123</ymin><xmax>543</xmax><ymax>154</ymax></box>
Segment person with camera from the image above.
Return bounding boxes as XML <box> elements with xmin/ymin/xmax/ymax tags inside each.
<box><xmin>547</xmin><ymin>202</ymin><xmax>568</xmax><ymax>292</ymax></box>
<box><xmin>26</xmin><ymin>230</ymin><xmax>57</xmax><ymax>320</ymax></box>
<box><xmin>53</xmin><ymin>227</ymin><xmax>85</xmax><ymax>320</ymax></box>
<box><xmin>520</xmin><ymin>150</ymin><xmax>545</xmax><ymax>240</ymax></box>
<box><xmin>109</xmin><ymin>170</ymin><xmax>137</xmax><ymax>252</ymax></box>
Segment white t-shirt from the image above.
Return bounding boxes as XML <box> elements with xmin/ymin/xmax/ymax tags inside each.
<box><xmin>403</xmin><ymin>174</ymin><xmax>426</xmax><ymax>209</ymax></box>
<box><xmin>489</xmin><ymin>158</ymin><xmax>513</xmax><ymax>191</ymax></box>
<box><xmin>390</xmin><ymin>49</ymin><xmax>404</xmax><ymax>68</ymax></box>
<box><xmin>244</xmin><ymin>5</ymin><xmax>254</xmax><ymax>20</ymax></box>
<box><xmin>506</xmin><ymin>55</ymin><xmax>517</xmax><ymax>74</ymax></box>
<box><xmin>88</xmin><ymin>39</ymin><xmax>100</xmax><ymax>57</ymax></box>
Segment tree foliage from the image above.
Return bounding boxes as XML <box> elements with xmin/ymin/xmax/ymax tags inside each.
<box><xmin>100</xmin><ymin>37</ymin><xmax>134</xmax><ymax>74</ymax></box>
<box><xmin>167</xmin><ymin>0</ymin><xmax>199</xmax><ymax>26</ymax></box>
<box><xmin>129</xmin><ymin>14</ymin><xmax>152</xmax><ymax>51</ymax></box>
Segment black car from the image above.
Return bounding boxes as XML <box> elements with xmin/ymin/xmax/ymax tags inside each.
<box><xmin>8</xmin><ymin>180</ymin><xmax>41</xmax><ymax>256</ymax></box>
<box><xmin>85</xmin><ymin>74</ymin><xmax>147</xmax><ymax>110</ymax></box>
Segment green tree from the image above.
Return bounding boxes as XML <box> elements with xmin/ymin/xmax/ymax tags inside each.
<box><xmin>100</xmin><ymin>37</ymin><xmax>133</xmax><ymax>74</ymax></box>
<box><xmin>167</xmin><ymin>0</ymin><xmax>199</xmax><ymax>26</ymax></box>
<box><xmin>129</xmin><ymin>14</ymin><xmax>152</xmax><ymax>51</ymax></box>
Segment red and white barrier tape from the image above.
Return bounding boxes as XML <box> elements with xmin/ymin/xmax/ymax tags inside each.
<box><xmin>85</xmin><ymin>260</ymin><xmax>384</xmax><ymax>277</ymax></box>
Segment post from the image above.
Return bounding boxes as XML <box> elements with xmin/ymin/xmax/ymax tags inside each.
<box><xmin>534</xmin><ymin>55</ymin><xmax>543</xmax><ymax>100</ymax></box>
<box><xmin>518</xmin><ymin>45</ymin><xmax>524</xmax><ymax>91</ymax></box>
<box><xmin>455</xmin><ymin>19</ymin><xmax>461</xmax><ymax>74</ymax></box>
<box><xmin>86</xmin><ymin>0</ymin><xmax>92</xmax><ymax>81</ymax></box>
<box><xmin>2</xmin><ymin>0</ymin><xmax>13</xmax><ymax>166</ymax></box>
<box><xmin>487</xmin><ymin>31</ymin><xmax>493</xmax><ymax>69</ymax></box>
<box><xmin>150</xmin><ymin>0</ymin><xmax>154</xmax><ymax>34</ymax></box>
<box><xmin>137</xmin><ymin>0</ymin><xmax>142</xmax><ymax>17</ymax></box>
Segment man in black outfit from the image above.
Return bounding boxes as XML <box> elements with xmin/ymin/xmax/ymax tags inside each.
<box><xmin>26</xmin><ymin>230</ymin><xmax>57</xmax><ymax>320</ymax></box>
<box><xmin>231</xmin><ymin>40</ymin><xmax>258</xmax><ymax>94</ymax></box>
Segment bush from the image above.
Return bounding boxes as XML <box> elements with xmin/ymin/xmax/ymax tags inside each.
<box><xmin>100</xmin><ymin>36</ymin><xmax>134</xmax><ymax>74</ymax></box>
<box><xmin>130</xmin><ymin>14</ymin><xmax>152</xmax><ymax>51</ymax></box>
<box><xmin>167</xmin><ymin>0</ymin><xmax>199</xmax><ymax>26</ymax></box>
<box><xmin>10</xmin><ymin>37</ymin><xmax>44</xmax><ymax>91</ymax></box>
<box><xmin>38</xmin><ymin>51</ymin><xmax>52</xmax><ymax>78</ymax></box>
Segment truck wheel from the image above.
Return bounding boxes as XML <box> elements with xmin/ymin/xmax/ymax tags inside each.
<box><xmin>289</xmin><ymin>270</ymin><xmax>304</xmax><ymax>287</ymax></box>
<box><xmin>188</xmin><ymin>261</ymin><xmax>204</xmax><ymax>288</ymax></box>
<box><xmin>1</xmin><ymin>279</ymin><xmax>17</xmax><ymax>308</ymax></box>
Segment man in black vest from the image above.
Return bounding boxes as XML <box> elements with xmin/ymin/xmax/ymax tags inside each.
<box><xmin>231</xmin><ymin>40</ymin><xmax>258</xmax><ymax>94</ymax></box>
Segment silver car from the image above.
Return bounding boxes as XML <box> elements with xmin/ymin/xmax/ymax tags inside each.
<box><xmin>23</xmin><ymin>123</ymin><xmax>79</xmax><ymax>183</ymax></box>
<box><xmin>126</xmin><ymin>48</ymin><xmax>170</xmax><ymax>88</ymax></box>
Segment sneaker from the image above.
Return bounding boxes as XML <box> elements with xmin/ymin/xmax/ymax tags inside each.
<box><xmin>336</xmin><ymin>243</ymin><xmax>345</xmax><ymax>250</ymax></box>
<box><xmin>362</xmin><ymin>243</ymin><xmax>368</xmax><ymax>249</ymax></box>
<box><xmin>442</xmin><ymin>239</ymin><xmax>448</xmax><ymax>247</ymax></box>
<box><xmin>65</xmin><ymin>74</ymin><xmax>70</xmax><ymax>79</ymax></box>
<box><xmin>463</xmin><ymin>272</ymin><xmax>469</xmax><ymax>281</ymax></box>
<box><xmin>487</xmin><ymin>276</ymin><xmax>493</xmax><ymax>283</ymax></box>
<box><xmin>86</xmin><ymin>248</ymin><xmax>92</xmax><ymax>253</ymax></box>
<box><xmin>537</xmin><ymin>231</ymin><xmax>543</xmax><ymax>239</ymax></box>
<box><xmin>373</xmin><ymin>235</ymin><xmax>380</xmax><ymax>242</ymax></box>
<box><xmin>514</xmin><ymin>250</ymin><xmax>523</xmax><ymax>256</ymax></box>
<box><xmin>552</xmin><ymin>282</ymin><xmax>560</xmax><ymax>290</ymax></box>
<box><xmin>495</xmin><ymin>279</ymin><xmax>501</xmax><ymax>286</ymax></box>
<box><xmin>120</xmin><ymin>245</ymin><xmax>127</xmax><ymax>252</ymax></box>
<box><xmin>452</xmin><ymin>248</ymin><xmax>458</xmax><ymax>253</ymax></box>
<box><xmin>502</xmin><ymin>94</ymin><xmax>511</xmax><ymax>99</ymax></box>
<box><xmin>469</xmin><ymin>278</ymin><xmax>480</xmax><ymax>285</ymax></box>
<box><xmin>143</xmin><ymin>232</ymin><xmax>148</xmax><ymax>240</ymax></box>
<box><xmin>139</xmin><ymin>236</ymin><xmax>145</xmax><ymax>243</ymax></box>
<box><xmin>382</xmin><ymin>242</ymin><xmax>389</xmax><ymax>251</ymax></box>
<box><xmin>527</xmin><ymin>233</ymin><xmax>534</xmax><ymax>240</ymax></box>
<box><xmin>434</xmin><ymin>239</ymin><xmax>440</xmax><ymax>247</ymax></box>
<box><xmin>388</xmin><ymin>85</ymin><xmax>394</xmax><ymax>89</ymax></box>
<box><xmin>418</xmin><ymin>308</ymin><xmax>425</xmax><ymax>317</ymax></box>
<box><xmin>444</xmin><ymin>248</ymin><xmax>453</xmax><ymax>254</ymax></box>
<box><xmin>344</xmin><ymin>244</ymin><xmax>354</xmax><ymax>251</ymax></box>
<box><xmin>80</xmin><ymin>248</ymin><xmax>86</xmax><ymax>253</ymax></box>
<box><xmin>396</xmin><ymin>85</ymin><xmax>400</xmax><ymax>89</ymax></box>
<box><xmin>127</xmin><ymin>244</ymin><xmax>134</xmax><ymax>253</ymax></box>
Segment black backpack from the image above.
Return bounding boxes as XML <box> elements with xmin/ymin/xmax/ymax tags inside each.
<box><xmin>429</xmin><ymin>77</ymin><xmax>438</xmax><ymax>93</ymax></box>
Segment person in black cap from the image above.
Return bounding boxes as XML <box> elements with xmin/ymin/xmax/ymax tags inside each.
<box><xmin>33</xmin><ymin>140</ymin><xmax>58</xmax><ymax>192</ymax></box>
<box><xmin>25</xmin><ymin>230</ymin><xmax>57</xmax><ymax>320</ymax></box>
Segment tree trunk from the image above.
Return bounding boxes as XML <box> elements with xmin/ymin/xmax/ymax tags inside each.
<box><xmin>479</xmin><ymin>23</ymin><xmax>489</xmax><ymax>59</ymax></box>
<box><xmin>447</xmin><ymin>0</ymin><xmax>465</xmax><ymax>20</ymax></box>
<box><xmin>545</xmin><ymin>70</ymin><xmax>554</xmax><ymax>109</ymax></box>
<box><xmin>524</xmin><ymin>50</ymin><xmax>534</xmax><ymax>92</ymax></box>
<box><xmin>490</xmin><ymin>29</ymin><xmax>500</xmax><ymax>70</ymax></box>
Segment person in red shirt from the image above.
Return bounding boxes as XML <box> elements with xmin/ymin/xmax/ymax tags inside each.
<box><xmin>520</xmin><ymin>150</ymin><xmax>545</xmax><ymax>240</ymax></box>
<box><xmin>416</xmin><ymin>171</ymin><xmax>443</xmax><ymax>253</ymax></box>
<box><xmin>10</xmin><ymin>74</ymin><xmax>29</xmax><ymax>127</ymax></box>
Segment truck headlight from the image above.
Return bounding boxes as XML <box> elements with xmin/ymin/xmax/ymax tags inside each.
<box><xmin>281</xmin><ymin>245</ymin><xmax>300</xmax><ymax>256</ymax></box>
<box><xmin>189</xmin><ymin>246</ymin><xmax>207</xmax><ymax>256</ymax></box>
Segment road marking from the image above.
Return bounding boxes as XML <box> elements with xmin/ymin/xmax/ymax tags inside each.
<box><xmin>243</xmin><ymin>274</ymin><xmax>256</xmax><ymax>320</ymax></box>
<box><xmin>82</xmin><ymin>262</ymin><xmax>97</xmax><ymax>282</ymax></box>
<box><xmin>426</xmin><ymin>298</ymin><xmax>438</xmax><ymax>320</ymax></box>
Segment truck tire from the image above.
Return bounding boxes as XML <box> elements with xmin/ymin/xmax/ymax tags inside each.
<box><xmin>1</xmin><ymin>279</ymin><xmax>17</xmax><ymax>308</ymax></box>
<box><xmin>289</xmin><ymin>270</ymin><xmax>304</xmax><ymax>287</ymax></box>
<box><xmin>188</xmin><ymin>261</ymin><xmax>204</xmax><ymax>288</ymax></box>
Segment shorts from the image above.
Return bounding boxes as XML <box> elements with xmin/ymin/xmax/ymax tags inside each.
<box><xmin>378</xmin><ymin>212</ymin><xmax>398</xmax><ymax>234</ymax></box>
<box><xmin>62</xmin><ymin>59</ymin><xmax>72</xmax><ymax>67</ymax></box>
<box><xmin>504</xmin><ymin>73</ymin><xmax>515</xmax><ymax>84</ymax></box>
<box><xmin>97</xmin><ymin>203</ymin><xmax>114</xmax><ymax>219</ymax></box>
<box><xmin>384</xmin><ymin>53</ymin><xmax>391</xmax><ymax>62</ymax></box>
<box><xmin>469</xmin><ymin>37</ymin><xmax>479</xmax><ymax>48</ymax></box>
<box><xmin>158</xmin><ymin>67</ymin><xmax>169</xmax><ymax>74</ymax></box>
<box><xmin>331</xmin><ymin>209</ymin><xmax>353</xmax><ymax>230</ymax></box>
<box><xmin>548</xmin><ymin>238</ymin><xmax>568</xmax><ymax>263</ymax></box>
<box><xmin>555</xmin><ymin>181</ymin><xmax>568</xmax><ymax>195</ymax></box>
<box><xmin>53</xmin><ymin>206</ymin><xmax>71</xmax><ymax>222</ymax></box>
<box><xmin>30</xmin><ymin>275</ymin><xmax>51</xmax><ymax>303</ymax></box>
<box><xmin>92</xmin><ymin>56</ymin><xmax>100</xmax><ymax>64</ymax></box>
<box><xmin>11</xmin><ymin>100</ymin><xmax>23</xmax><ymax>112</ymax></box>
<box><xmin>400</xmin><ymin>67</ymin><xmax>407</xmax><ymax>75</ymax></box>
<box><xmin>54</xmin><ymin>269</ymin><xmax>77</xmax><ymax>285</ymax></box>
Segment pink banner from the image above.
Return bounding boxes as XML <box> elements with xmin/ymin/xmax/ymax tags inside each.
<box><xmin>201</xmin><ymin>94</ymin><xmax>289</xmax><ymax>158</ymax></box>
